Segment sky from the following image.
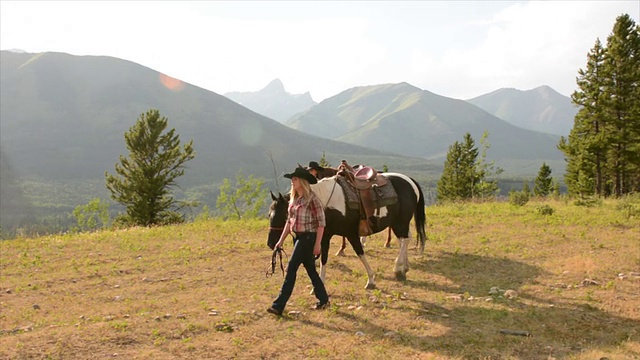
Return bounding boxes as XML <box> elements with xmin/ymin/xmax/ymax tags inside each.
<box><xmin>1</xmin><ymin>1</ymin><xmax>639</xmax><ymax>102</ymax></box>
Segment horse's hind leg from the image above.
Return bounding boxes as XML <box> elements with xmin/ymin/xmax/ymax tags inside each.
<box><xmin>335</xmin><ymin>236</ymin><xmax>347</xmax><ymax>256</ymax></box>
<box><xmin>394</xmin><ymin>237</ymin><xmax>410</xmax><ymax>281</ymax></box>
<box><xmin>383</xmin><ymin>228</ymin><xmax>392</xmax><ymax>248</ymax></box>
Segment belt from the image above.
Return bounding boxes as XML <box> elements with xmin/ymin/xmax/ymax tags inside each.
<box><xmin>294</xmin><ymin>231</ymin><xmax>316</xmax><ymax>236</ymax></box>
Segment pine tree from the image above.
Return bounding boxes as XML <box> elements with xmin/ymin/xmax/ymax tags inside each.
<box><xmin>319</xmin><ymin>151</ymin><xmax>331</xmax><ymax>167</ymax></box>
<box><xmin>105</xmin><ymin>109</ymin><xmax>195</xmax><ymax>226</ymax></box>
<box><xmin>437</xmin><ymin>133</ymin><xmax>484</xmax><ymax>201</ymax></box>
<box><xmin>602</xmin><ymin>14</ymin><xmax>640</xmax><ymax>195</ymax></box>
<box><xmin>561</xmin><ymin>38</ymin><xmax>608</xmax><ymax>196</ymax></box>
<box><xmin>534</xmin><ymin>163</ymin><xmax>553</xmax><ymax>197</ymax></box>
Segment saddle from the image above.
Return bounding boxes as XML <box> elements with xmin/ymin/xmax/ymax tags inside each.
<box><xmin>337</xmin><ymin>160</ymin><xmax>397</xmax><ymax>236</ymax></box>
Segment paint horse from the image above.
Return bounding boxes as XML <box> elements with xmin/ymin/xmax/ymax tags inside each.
<box><xmin>268</xmin><ymin>172</ymin><xmax>427</xmax><ymax>289</ymax></box>
<box><xmin>305</xmin><ymin>163</ymin><xmax>393</xmax><ymax>254</ymax></box>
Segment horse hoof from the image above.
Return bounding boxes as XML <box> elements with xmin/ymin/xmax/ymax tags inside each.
<box><xmin>365</xmin><ymin>283</ymin><xmax>376</xmax><ymax>290</ymax></box>
<box><xmin>335</xmin><ymin>250</ymin><xmax>345</xmax><ymax>257</ymax></box>
<box><xmin>394</xmin><ymin>271</ymin><xmax>406</xmax><ymax>281</ymax></box>
<box><xmin>384</xmin><ymin>243</ymin><xmax>391</xmax><ymax>248</ymax></box>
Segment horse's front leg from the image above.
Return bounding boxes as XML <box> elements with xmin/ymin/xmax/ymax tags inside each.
<box><xmin>394</xmin><ymin>237</ymin><xmax>410</xmax><ymax>281</ymax></box>
<box><xmin>357</xmin><ymin>253</ymin><xmax>376</xmax><ymax>289</ymax></box>
<box><xmin>348</xmin><ymin>235</ymin><xmax>376</xmax><ymax>289</ymax></box>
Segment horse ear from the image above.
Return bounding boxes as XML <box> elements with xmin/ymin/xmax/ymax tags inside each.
<box><xmin>278</xmin><ymin>192</ymin><xmax>285</xmax><ymax>201</ymax></box>
<box><xmin>270</xmin><ymin>190</ymin><xmax>277</xmax><ymax>201</ymax></box>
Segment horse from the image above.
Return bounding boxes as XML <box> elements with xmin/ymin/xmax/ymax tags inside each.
<box><xmin>267</xmin><ymin>172</ymin><xmax>427</xmax><ymax>289</ymax></box>
<box><xmin>304</xmin><ymin>163</ymin><xmax>393</xmax><ymax>254</ymax></box>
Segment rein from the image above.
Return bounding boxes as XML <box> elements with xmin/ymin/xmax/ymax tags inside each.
<box><xmin>266</xmin><ymin>247</ymin><xmax>288</xmax><ymax>278</ymax></box>
<box><xmin>323</xmin><ymin>178</ymin><xmax>338</xmax><ymax>208</ymax></box>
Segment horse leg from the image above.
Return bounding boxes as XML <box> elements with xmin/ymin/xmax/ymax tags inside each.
<box><xmin>360</xmin><ymin>236</ymin><xmax>367</xmax><ymax>247</ymax></box>
<box><xmin>313</xmin><ymin>235</ymin><xmax>331</xmax><ymax>295</ymax></box>
<box><xmin>394</xmin><ymin>237</ymin><xmax>410</xmax><ymax>281</ymax></box>
<box><xmin>335</xmin><ymin>236</ymin><xmax>347</xmax><ymax>256</ymax></box>
<box><xmin>357</xmin><ymin>254</ymin><xmax>376</xmax><ymax>289</ymax></box>
<box><xmin>384</xmin><ymin>228</ymin><xmax>392</xmax><ymax>248</ymax></box>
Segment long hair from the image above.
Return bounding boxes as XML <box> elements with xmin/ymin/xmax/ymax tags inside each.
<box><xmin>289</xmin><ymin>177</ymin><xmax>313</xmax><ymax>204</ymax></box>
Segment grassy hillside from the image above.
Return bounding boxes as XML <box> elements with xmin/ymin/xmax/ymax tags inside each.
<box><xmin>1</xmin><ymin>198</ymin><xmax>638</xmax><ymax>359</ymax></box>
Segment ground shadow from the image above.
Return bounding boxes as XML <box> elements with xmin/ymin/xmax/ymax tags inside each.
<box><xmin>312</xmin><ymin>250</ymin><xmax>640</xmax><ymax>358</ymax></box>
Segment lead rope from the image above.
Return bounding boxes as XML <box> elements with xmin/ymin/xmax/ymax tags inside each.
<box><xmin>266</xmin><ymin>247</ymin><xmax>288</xmax><ymax>278</ymax></box>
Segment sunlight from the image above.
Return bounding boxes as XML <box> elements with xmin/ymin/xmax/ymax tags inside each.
<box><xmin>159</xmin><ymin>73</ymin><xmax>185</xmax><ymax>92</ymax></box>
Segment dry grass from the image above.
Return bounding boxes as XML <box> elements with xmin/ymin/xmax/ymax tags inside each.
<box><xmin>1</xmin><ymin>199</ymin><xmax>639</xmax><ymax>359</ymax></box>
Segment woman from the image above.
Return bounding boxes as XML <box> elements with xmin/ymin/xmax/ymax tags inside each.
<box><xmin>267</xmin><ymin>166</ymin><xmax>330</xmax><ymax>316</ymax></box>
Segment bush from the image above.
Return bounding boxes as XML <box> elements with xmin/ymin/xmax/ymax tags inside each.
<box><xmin>509</xmin><ymin>190</ymin><xmax>530</xmax><ymax>206</ymax></box>
<box><xmin>616</xmin><ymin>194</ymin><xmax>640</xmax><ymax>218</ymax></box>
<box><xmin>536</xmin><ymin>205</ymin><xmax>554</xmax><ymax>216</ymax></box>
<box><xmin>574</xmin><ymin>196</ymin><xmax>602</xmax><ymax>207</ymax></box>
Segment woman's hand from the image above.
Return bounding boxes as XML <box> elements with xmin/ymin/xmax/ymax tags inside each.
<box><xmin>314</xmin><ymin>226</ymin><xmax>324</xmax><ymax>256</ymax></box>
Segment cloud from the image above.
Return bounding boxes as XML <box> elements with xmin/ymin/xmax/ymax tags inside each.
<box><xmin>412</xmin><ymin>1</ymin><xmax>639</xmax><ymax>99</ymax></box>
<box><xmin>1</xmin><ymin>1</ymin><xmax>638</xmax><ymax>102</ymax></box>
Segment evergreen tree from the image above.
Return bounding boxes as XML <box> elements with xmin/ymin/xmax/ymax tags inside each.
<box><xmin>561</xmin><ymin>38</ymin><xmax>608</xmax><ymax>196</ymax></box>
<box><xmin>437</xmin><ymin>132</ymin><xmax>494</xmax><ymax>201</ymax></box>
<box><xmin>602</xmin><ymin>14</ymin><xmax>640</xmax><ymax>195</ymax></box>
<box><xmin>105</xmin><ymin>109</ymin><xmax>195</xmax><ymax>226</ymax></box>
<box><xmin>319</xmin><ymin>151</ymin><xmax>331</xmax><ymax>167</ymax></box>
<box><xmin>437</xmin><ymin>140</ymin><xmax>467</xmax><ymax>201</ymax></box>
<box><xmin>534</xmin><ymin>163</ymin><xmax>553</xmax><ymax>197</ymax></box>
<box><xmin>560</xmin><ymin>14</ymin><xmax>640</xmax><ymax>197</ymax></box>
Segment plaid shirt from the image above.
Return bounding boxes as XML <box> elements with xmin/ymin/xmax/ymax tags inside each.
<box><xmin>287</xmin><ymin>192</ymin><xmax>326</xmax><ymax>233</ymax></box>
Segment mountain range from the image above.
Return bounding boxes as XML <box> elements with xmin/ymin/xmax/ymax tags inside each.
<box><xmin>1</xmin><ymin>50</ymin><xmax>571</xmax><ymax>232</ymax></box>
<box><xmin>224</xmin><ymin>79</ymin><xmax>317</xmax><ymax>123</ymax></box>
<box><xmin>285</xmin><ymin>83</ymin><xmax>564</xmax><ymax>164</ymax></box>
<box><xmin>0</xmin><ymin>51</ymin><xmax>436</xmax><ymax>231</ymax></box>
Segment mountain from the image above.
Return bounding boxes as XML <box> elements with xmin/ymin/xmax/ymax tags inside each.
<box><xmin>0</xmin><ymin>51</ymin><xmax>435</xmax><ymax>231</ymax></box>
<box><xmin>286</xmin><ymin>83</ymin><xmax>564</xmax><ymax>170</ymax></box>
<box><xmin>466</xmin><ymin>86</ymin><xmax>578</xmax><ymax>136</ymax></box>
<box><xmin>224</xmin><ymin>79</ymin><xmax>317</xmax><ymax>123</ymax></box>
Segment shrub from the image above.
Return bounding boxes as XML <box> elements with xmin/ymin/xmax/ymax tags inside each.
<box><xmin>509</xmin><ymin>190</ymin><xmax>530</xmax><ymax>206</ymax></box>
<box><xmin>616</xmin><ymin>194</ymin><xmax>640</xmax><ymax>218</ymax></box>
<box><xmin>574</xmin><ymin>196</ymin><xmax>602</xmax><ymax>207</ymax></box>
<box><xmin>536</xmin><ymin>205</ymin><xmax>554</xmax><ymax>216</ymax></box>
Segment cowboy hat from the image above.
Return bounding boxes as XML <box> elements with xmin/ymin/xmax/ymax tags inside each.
<box><xmin>284</xmin><ymin>167</ymin><xmax>318</xmax><ymax>184</ymax></box>
<box><xmin>307</xmin><ymin>161</ymin><xmax>324</xmax><ymax>171</ymax></box>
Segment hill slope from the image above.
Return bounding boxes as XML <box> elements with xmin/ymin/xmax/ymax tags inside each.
<box><xmin>466</xmin><ymin>86</ymin><xmax>578</xmax><ymax>136</ymax></box>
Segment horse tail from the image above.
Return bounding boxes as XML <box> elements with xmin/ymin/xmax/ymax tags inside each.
<box><xmin>411</xmin><ymin>177</ymin><xmax>427</xmax><ymax>253</ymax></box>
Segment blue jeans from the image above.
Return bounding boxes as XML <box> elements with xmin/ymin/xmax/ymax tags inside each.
<box><xmin>272</xmin><ymin>232</ymin><xmax>329</xmax><ymax>312</ymax></box>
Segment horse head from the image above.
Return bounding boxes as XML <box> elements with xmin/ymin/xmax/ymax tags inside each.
<box><xmin>267</xmin><ymin>190</ymin><xmax>289</xmax><ymax>249</ymax></box>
